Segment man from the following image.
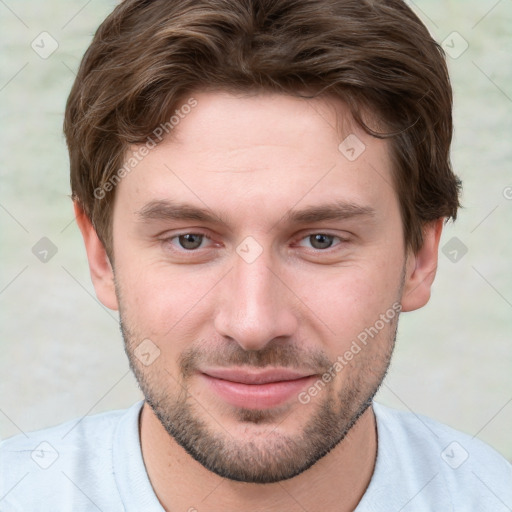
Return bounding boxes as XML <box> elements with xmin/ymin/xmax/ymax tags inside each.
<box><xmin>1</xmin><ymin>0</ymin><xmax>510</xmax><ymax>510</ymax></box>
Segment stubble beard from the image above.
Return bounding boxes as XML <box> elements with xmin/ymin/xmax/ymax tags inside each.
<box><xmin>120</xmin><ymin>317</ymin><xmax>398</xmax><ymax>484</ymax></box>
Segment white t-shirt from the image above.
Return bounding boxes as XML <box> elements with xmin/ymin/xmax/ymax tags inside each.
<box><xmin>1</xmin><ymin>401</ymin><xmax>510</xmax><ymax>511</ymax></box>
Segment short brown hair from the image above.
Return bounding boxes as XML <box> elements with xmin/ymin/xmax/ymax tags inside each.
<box><xmin>64</xmin><ymin>0</ymin><xmax>461</xmax><ymax>258</ymax></box>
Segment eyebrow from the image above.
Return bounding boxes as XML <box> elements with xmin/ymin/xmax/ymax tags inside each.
<box><xmin>135</xmin><ymin>199</ymin><xmax>376</xmax><ymax>227</ymax></box>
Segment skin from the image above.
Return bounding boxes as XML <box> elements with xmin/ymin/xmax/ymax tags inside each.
<box><xmin>76</xmin><ymin>90</ymin><xmax>443</xmax><ymax>512</ymax></box>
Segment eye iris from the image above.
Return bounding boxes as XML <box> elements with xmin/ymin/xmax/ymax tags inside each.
<box><xmin>310</xmin><ymin>234</ymin><xmax>333</xmax><ymax>249</ymax></box>
<box><xmin>179</xmin><ymin>234</ymin><xmax>203</xmax><ymax>250</ymax></box>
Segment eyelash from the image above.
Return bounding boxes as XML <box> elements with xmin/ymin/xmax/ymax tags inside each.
<box><xmin>161</xmin><ymin>231</ymin><xmax>349</xmax><ymax>255</ymax></box>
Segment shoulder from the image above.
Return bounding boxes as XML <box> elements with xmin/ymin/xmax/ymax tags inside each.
<box><xmin>0</xmin><ymin>401</ymin><xmax>143</xmax><ymax>512</ymax></box>
<box><xmin>360</xmin><ymin>402</ymin><xmax>512</xmax><ymax>511</ymax></box>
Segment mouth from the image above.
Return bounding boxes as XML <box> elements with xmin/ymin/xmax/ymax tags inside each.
<box><xmin>198</xmin><ymin>367</ymin><xmax>317</xmax><ymax>409</ymax></box>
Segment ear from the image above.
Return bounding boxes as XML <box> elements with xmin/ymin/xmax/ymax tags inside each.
<box><xmin>74</xmin><ymin>201</ymin><xmax>119</xmax><ymax>311</ymax></box>
<box><xmin>400</xmin><ymin>218</ymin><xmax>444</xmax><ymax>312</ymax></box>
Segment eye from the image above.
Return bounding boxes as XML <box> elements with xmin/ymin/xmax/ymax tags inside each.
<box><xmin>170</xmin><ymin>233</ymin><xmax>209</xmax><ymax>250</ymax></box>
<box><xmin>163</xmin><ymin>232</ymin><xmax>347</xmax><ymax>255</ymax></box>
<box><xmin>297</xmin><ymin>233</ymin><xmax>344</xmax><ymax>250</ymax></box>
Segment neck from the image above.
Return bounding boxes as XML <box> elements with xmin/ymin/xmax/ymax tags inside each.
<box><xmin>140</xmin><ymin>403</ymin><xmax>377</xmax><ymax>512</ymax></box>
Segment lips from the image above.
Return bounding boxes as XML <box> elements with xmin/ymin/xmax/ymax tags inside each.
<box><xmin>198</xmin><ymin>367</ymin><xmax>317</xmax><ymax>409</ymax></box>
<box><xmin>201</xmin><ymin>367</ymin><xmax>313</xmax><ymax>384</ymax></box>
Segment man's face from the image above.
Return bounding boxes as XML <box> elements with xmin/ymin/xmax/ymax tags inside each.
<box><xmin>111</xmin><ymin>91</ymin><xmax>408</xmax><ymax>483</ymax></box>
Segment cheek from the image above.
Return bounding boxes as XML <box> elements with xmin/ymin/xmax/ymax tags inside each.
<box><xmin>117</xmin><ymin>260</ymin><xmax>226</xmax><ymax>351</ymax></box>
<box><xmin>305</xmin><ymin>261</ymin><xmax>402</xmax><ymax>350</ymax></box>
<box><xmin>116</xmin><ymin>263</ymin><xmax>185</xmax><ymax>339</ymax></box>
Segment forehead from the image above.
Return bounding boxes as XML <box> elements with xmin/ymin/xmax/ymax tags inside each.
<box><xmin>114</xmin><ymin>91</ymin><xmax>396</xmax><ymax>227</ymax></box>
<box><xmin>163</xmin><ymin>90</ymin><xmax>370</xmax><ymax>161</ymax></box>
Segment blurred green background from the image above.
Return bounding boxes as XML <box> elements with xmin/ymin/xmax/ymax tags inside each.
<box><xmin>1</xmin><ymin>0</ymin><xmax>511</xmax><ymax>461</ymax></box>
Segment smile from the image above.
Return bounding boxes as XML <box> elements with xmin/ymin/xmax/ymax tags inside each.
<box><xmin>198</xmin><ymin>367</ymin><xmax>317</xmax><ymax>409</ymax></box>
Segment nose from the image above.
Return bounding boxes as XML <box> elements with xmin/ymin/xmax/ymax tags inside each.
<box><xmin>214</xmin><ymin>244</ymin><xmax>298</xmax><ymax>351</ymax></box>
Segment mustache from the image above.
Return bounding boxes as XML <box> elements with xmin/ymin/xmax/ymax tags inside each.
<box><xmin>120</xmin><ymin>319</ymin><xmax>334</xmax><ymax>376</ymax></box>
<box><xmin>179</xmin><ymin>340</ymin><xmax>333</xmax><ymax>378</ymax></box>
